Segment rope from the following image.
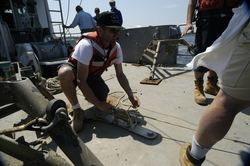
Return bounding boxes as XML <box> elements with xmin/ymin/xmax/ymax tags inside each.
<box><xmin>87</xmin><ymin>90</ymin><xmax>142</xmax><ymax>127</ymax></box>
<box><xmin>64</xmin><ymin>0</ymin><xmax>73</xmax><ymax>37</ymax></box>
<box><xmin>65</xmin><ymin>0</ymin><xmax>70</xmax><ymax>25</ymax></box>
<box><xmin>107</xmin><ymin>108</ymin><xmax>140</xmax><ymax>127</ymax></box>
<box><xmin>0</xmin><ymin>118</ymin><xmax>49</xmax><ymax>135</ymax></box>
<box><xmin>108</xmin><ymin>91</ymin><xmax>126</xmax><ymax>107</ymax></box>
<box><xmin>41</xmin><ymin>39</ymin><xmax>62</xmax><ymax>53</ymax></box>
<box><xmin>141</xmin><ymin>114</ymin><xmax>250</xmax><ymax>146</ymax></box>
<box><xmin>45</xmin><ymin>76</ymin><xmax>62</xmax><ymax>94</ymax></box>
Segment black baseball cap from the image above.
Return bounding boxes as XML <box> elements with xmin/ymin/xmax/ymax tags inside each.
<box><xmin>95</xmin><ymin>7</ymin><xmax>99</xmax><ymax>12</ymax></box>
<box><xmin>97</xmin><ymin>12</ymin><xmax>123</xmax><ymax>29</ymax></box>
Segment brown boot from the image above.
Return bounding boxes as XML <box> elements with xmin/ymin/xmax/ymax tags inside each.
<box><xmin>204</xmin><ymin>76</ymin><xmax>220</xmax><ymax>96</ymax></box>
<box><xmin>71</xmin><ymin>108</ymin><xmax>85</xmax><ymax>133</ymax></box>
<box><xmin>194</xmin><ymin>79</ymin><xmax>206</xmax><ymax>105</ymax></box>
<box><xmin>179</xmin><ymin>142</ymin><xmax>205</xmax><ymax>166</ymax></box>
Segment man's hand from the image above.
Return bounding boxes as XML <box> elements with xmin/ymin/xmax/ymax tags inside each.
<box><xmin>63</xmin><ymin>25</ymin><xmax>70</xmax><ymax>28</ymax></box>
<box><xmin>181</xmin><ymin>23</ymin><xmax>194</xmax><ymax>37</ymax></box>
<box><xmin>96</xmin><ymin>102</ymin><xmax>112</xmax><ymax>113</ymax></box>
<box><xmin>129</xmin><ymin>95</ymin><xmax>140</xmax><ymax>108</ymax></box>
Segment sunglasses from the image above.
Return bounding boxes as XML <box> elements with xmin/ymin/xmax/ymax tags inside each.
<box><xmin>108</xmin><ymin>28</ymin><xmax>121</xmax><ymax>34</ymax></box>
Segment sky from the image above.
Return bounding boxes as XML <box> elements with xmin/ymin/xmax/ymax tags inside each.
<box><xmin>48</xmin><ymin>0</ymin><xmax>191</xmax><ymax>35</ymax></box>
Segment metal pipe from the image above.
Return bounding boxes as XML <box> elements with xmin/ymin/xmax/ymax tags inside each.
<box><xmin>0</xmin><ymin>78</ymin><xmax>48</xmax><ymax>118</ymax></box>
<box><xmin>58</xmin><ymin>0</ymin><xmax>68</xmax><ymax>49</ymax></box>
<box><xmin>0</xmin><ymin>135</ymin><xmax>72</xmax><ymax>166</ymax></box>
<box><xmin>0</xmin><ymin>78</ymin><xmax>103</xmax><ymax>165</ymax></box>
<box><xmin>0</xmin><ymin>22</ymin><xmax>11</xmax><ymax>61</ymax></box>
<box><xmin>149</xmin><ymin>41</ymin><xmax>161</xmax><ymax>80</ymax></box>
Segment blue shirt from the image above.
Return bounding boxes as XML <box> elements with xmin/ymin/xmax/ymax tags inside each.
<box><xmin>110</xmin><ymin>8</ymin><xmax>123</xmax><ymax>26</ymax></box>
<box><xmin>70</xmin><ymin>11</ymin><xmax>97</xmax><ymax>30</ymax></box>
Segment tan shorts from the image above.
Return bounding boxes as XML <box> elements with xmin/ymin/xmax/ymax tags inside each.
<box><xmin>220</xmin><ymin>21</ymin><xmax>250</xmax><ymax>101</ymax></box>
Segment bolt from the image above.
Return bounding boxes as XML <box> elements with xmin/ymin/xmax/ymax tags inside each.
<box><xmin>148</xmin><ymin>131</ymin><xmax>154</xmax><ymax>136</ymax></box>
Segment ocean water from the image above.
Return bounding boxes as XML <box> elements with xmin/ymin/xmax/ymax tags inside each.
<box><xmin>177</xmin><ymin>34</ymin><xmax>195</xmax><ymax>64</ymax></box>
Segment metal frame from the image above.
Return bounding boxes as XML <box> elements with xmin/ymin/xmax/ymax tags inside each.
<box><xmin>0</xmin><ymin>77</ymin><xmax>103</xmax><ymax>166</ymax></box>
<box><xmin>137</xmin><ymin>39</ymin><xmax>194</xmax><ymax>85</ymax></box>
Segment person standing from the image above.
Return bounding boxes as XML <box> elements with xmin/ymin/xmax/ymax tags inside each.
<box><xmin>93</xmin><ymin>7</ymin><xmax>100</xmax><ymax>21</ymax></box>
<box><xmin>109</xmin><ymin>0</ymin><xmax>123</xmax><ymax>26</ymax></box>
<box><xmin>181</xmin><ymin>0</ymin><xmax>243</xmax><ymax>105</ymax></box>
<box><xmin>179</xmin><ymin>1</ymin><xmax>249</xmax><ymax>166</ymax></box>
<box><xmin>58</xmin><ymin>12</ymin><xmax>140</xmax><ymax>133</ymax></box>
<box><xmin>63</xmin><ymin>5</ymin><xmax>97</xmax><ymax>34</ymax></box>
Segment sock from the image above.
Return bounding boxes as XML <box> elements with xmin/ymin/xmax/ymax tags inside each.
<box><xmin>72</xmin><ymin>103</ymin><xmax>82</xmax><ymax>110</ymax></box>
<box><xmin>191</xmin><ymin>135</ymin><xmax>211</xmax><ymax>159</ymax></box>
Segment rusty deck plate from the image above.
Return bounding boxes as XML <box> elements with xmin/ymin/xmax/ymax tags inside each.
<box><xmin>132</xmin><ymin>63</ymin><xmax>147</xmax><ymax>66</ymax></box>
<box><xmin>140</xmin><ymin>78</ymin><xmax>162</xmax><ymax>85</ymax></box>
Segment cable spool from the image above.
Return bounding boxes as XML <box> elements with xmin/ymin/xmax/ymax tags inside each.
<box><xmin>32</xmin><ymin>41</ymin><xmax>68</xmax><ymax>61</ymax></box>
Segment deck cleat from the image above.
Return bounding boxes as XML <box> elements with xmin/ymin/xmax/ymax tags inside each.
<box><xmin>96</xmin><ymin>107</ymin><xmax>157</xmax><ymax>139</ymax></box>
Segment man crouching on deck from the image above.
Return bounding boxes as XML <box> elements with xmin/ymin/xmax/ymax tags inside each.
<box><xmin>57</xmin><ymin>12</ymin><xmax>140</xmax><ymax>133</ymax></box>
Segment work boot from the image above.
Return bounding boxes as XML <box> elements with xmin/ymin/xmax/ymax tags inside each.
<box><xmin>204</xmin><ymin>76</ymin><xmax>220</xmax><ymax>96</ymax></box>
<box><xmin>179</xmin><ymin>142</ymin><xmax>205</xmax><ymax>166</ymax></box>
<box><xmin>71</xmin><ymin>108</ymin><xmax>85</xmax><ymax>133</ymax></box>
<box><xmin>194</xmin><ymin>79</ymin><xmax>206</xmax><ymax>105</ymax></box>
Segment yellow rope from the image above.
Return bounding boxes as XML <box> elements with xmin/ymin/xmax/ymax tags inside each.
<box><xmin>45</xmin><ymin>76</ymin><xmax>62</xmax><ymax>94</ymax></box>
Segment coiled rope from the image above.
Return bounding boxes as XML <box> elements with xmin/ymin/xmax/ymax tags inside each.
<box><xmin>45</xmin><ymin>76</ymin><xmax>62</xmax><ymax>95</ymax></box>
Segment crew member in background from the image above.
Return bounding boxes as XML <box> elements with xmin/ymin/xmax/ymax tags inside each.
<box><xmin>179</xmin><ymin>0</ymin><xmax>248</xmax><ymax>166</ymax></box>
<box><xmin>58</xmin><ymin>12</ymin><xmax>140</xmax><ymax>133</ymax></box>
<box><xmin>93</xmin><ymin>7</ymin><xmax>100</xmax><ymax>21</ymax></box>
<box><xmin>63</xmin><ymin>5</ymin><xmax>97</xmax><ymax>34</ymax></box>
<box><xmin>181</xmin><ymin>0</ymin><xmax>243</xmax><ymax>105</ymax></box>
<box><xmin>109</xmin><ymin>0</ymin><xmax>123</xmax><ymax>26</ymax></box>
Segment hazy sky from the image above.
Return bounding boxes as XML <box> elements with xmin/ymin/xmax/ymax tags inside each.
<box><xmin>48</xmin><ymin>0</ymin><xmax>190</xmax><ymax>34</ymax></box>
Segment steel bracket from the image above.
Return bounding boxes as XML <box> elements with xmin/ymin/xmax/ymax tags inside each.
<box><xmin>96</xmin><ymin>113</ymin><xmax>157</xmax><ymax>139</ymax></box>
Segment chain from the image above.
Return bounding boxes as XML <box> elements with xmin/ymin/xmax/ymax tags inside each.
<box><xmin>0</xmin><ymin>118</ymin><xmax>49</xmax><ymax>135</ymax></box>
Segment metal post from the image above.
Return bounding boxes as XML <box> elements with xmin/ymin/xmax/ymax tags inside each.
<box><xmin>149</xmin><ymin>41</ymin><xmax>161</xmax><ymax>80</ymax></box>
<box><xmin>0</xmin><ymin>22</ymin><xmax>11</xmax><ymax>61</ymax></box>
<box><xmin>0</xmin><ymin>78</ymin><xmax>48</xmax><ymax>118</ymax></box>
<box><xmin>58</xmin><ymin>0</ymin><xmax>67</xmax><ymax>49</ymax></box>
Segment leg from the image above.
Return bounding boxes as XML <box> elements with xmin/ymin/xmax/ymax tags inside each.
<box><xmin>180</xmin><ymin>90</ymin><xmax>250</xmax><ymax>165</ymax></box>
<box><xmin>194</xmin><ymin>70</ymin><xmax>206</xmax><ymax>105</ymax></box>
<box><xmin>180</xmin><ymin>18</ymin><xmax>250</xmax><ymax>166</ymax></box>
<box><xmin>204</xmin><ymin>70</ymin><xmax>220</xmax><ymax>95</ymax></box>
<box><xmin>197</xmin><ymin>20</ymin><xmax>250</xmax><ymax>147</ymax></box>
<box><xmin>86</xmin><ymin>74</ymin><xmax>109</xmax><ymax>102</ymax></box>
<box><xmin>194</xmin><ymin>70</ymin><xmax>204</xmax><ymax>80</ymax></box>
<box><xmin>58</xmin><ymin>65</ymin><xmax>85</xmax><ymax>133</ymax></box>
<box><xmin>208</xmin><ymin>70</ymin><xmax>217</xmax><ymax>78</ymax></box>
<box><xmin>195</xmin><ymin>89</ymin><xmax>250</xmax><ymax>148</ymax></box>
<box><xmin>58</xmin><ymin>66</ymin><xmax>78</xmax><ymax>106</ymax></box>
